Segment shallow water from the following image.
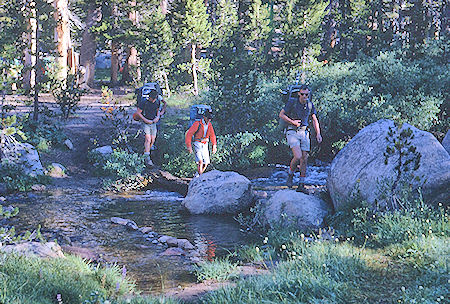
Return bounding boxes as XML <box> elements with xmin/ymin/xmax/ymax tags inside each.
<box><xmin>7</xmin><ymin>189</ymin><xmax>254</xmax><ymax>293</ymax></box>
<box><xmin>6</xmin><ymin>164</ymin><xmax>329</xmax><ymax>293</ymax></box>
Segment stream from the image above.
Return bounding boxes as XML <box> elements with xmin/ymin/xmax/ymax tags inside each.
<box><xmin>5</xmin><ymin>164</ymin><xmax>329</xmax><ymax>294</ymax></box>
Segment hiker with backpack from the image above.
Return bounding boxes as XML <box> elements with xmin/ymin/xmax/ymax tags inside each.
<box><xmin>134</xmin><ymin>88</ymin><xmax>167</xmax><ymax>166</ymax></box>
<box><xmin>185</xmin><ymin>109</ymin><xmax>217</xmax><ymax>177</ymax></box>
<box><xmin>279</xmin><ymin>84</ymin><xmax>322</xmax><ymax>194</ymax></box>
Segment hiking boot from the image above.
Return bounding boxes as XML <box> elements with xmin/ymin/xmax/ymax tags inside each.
<box><xmin>296</xmin><ymin>183</ymin><xmax>308</xmax><ymax>194</ymax></box>
<box><xmin>286</xmin><ymin>173</ymin><xmax>294</xmax><ymax>188</ymax></box>
<box><xmin>145</xmin><ymin>156</ymin><xmax>154</xmax><ymax>166</ymax></box>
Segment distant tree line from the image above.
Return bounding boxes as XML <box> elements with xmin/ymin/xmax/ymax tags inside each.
<box><xmin>0</xmin><ymin>0</ymin><xmax>447</xmax><ymax>96</ymax></box>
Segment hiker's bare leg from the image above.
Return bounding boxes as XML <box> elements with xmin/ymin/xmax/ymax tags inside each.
<box><xmin>290</xmin><ymin>146</ymin><xmax>302</xmax><ymax>173</ymax></box>
<box><xmin>298</xmin><ymin>151</ymin><xmax>309</xmax><ymax>178</ymax></box>
<box><xmin>197</xmin><ymin>160</ymin><xmax>204</xmax><ymax>175</ymax></box>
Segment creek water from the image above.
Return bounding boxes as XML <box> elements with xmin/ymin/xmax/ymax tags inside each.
<box><xmin>6</xmin><ymin>164</ymin><xmax>329</xmax><ymax>294</ymax></box>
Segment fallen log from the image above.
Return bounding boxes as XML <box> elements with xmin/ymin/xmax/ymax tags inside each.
<box><xmin>146</xmin><ymin>168</ymin><xmax>190</xmax><ymax>196</ymax></box>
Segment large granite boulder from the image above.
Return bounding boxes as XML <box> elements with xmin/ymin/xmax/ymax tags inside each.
<box><xmin>328</xmin><ymin>119</ymin><xmax>450</xmax><ymax>210</ymax></box>
<box><xmin>1</xmin><ymin>241</ymin><xmax>64</xmax><ymax>258</ymax></box>
<box><xmin>3</xmin><ymin>143</ymin><xmax>44</xmax><ymax>176</ymax></box>
<box><xmin>442</xmin><ymin>130</ymin><xmax>450</xmax><ymax>154</ymax></box>
<box><xmin>182</xmin><ymin>170</ymin><xmax>253</xmax><ymax>214</ymax></box>
<box><xmin>263</xmin><ymin>190</ymin><xmax>330</xmax><ymax>229</ymax></box>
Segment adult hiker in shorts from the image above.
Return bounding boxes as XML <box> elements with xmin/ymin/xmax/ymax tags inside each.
<box><xmin>185</xmin><ymin>109</ymin><xmax>217</xmax><ymax>177</ymax></box>
<box><xmin>279</xmin><ymin>84</ymin><xmax>322</xmax><ymax>194</ymax></box>
<box><xmin>135</xmin><ymin>89</ymin><xmax>167</xmax><ymax>166</ymax></box>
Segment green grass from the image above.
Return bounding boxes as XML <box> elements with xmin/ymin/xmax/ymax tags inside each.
<box><xmin>193</xmin><ymin>258</ymin><xmax>239</xmax><ymax>282</ymax></box>
<box><xmin>0</xmin><ymin>253</ymin><xmax>135</xmax><ymax>303</ymax></box>
<box><xmin>165</xmin><ymin>93</ymin><xmax>196</xmax><ymax>109</ymax></box>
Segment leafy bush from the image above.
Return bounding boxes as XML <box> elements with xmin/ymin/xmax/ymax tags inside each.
<box><xmin>51</xmin><ymin>73</ymin><xmax>86</xmax><ymax>119</ymax></box>
<box><xmin>310</xmin><ymin>50</ymin><xmax>449</xmax><ymax>157</ymax></box>
<box><xmin>89</xmin><ymin>150</ymin><xmax>145</xmax><ymax>179</ymax></box>
<box><xmin>0</xmin><ymin>162</ymin><xmax>49</xmax><ymax>192</ymax></box>
<box><xmin>19</xmin><ymin>114</ymin><xmax>67</xmax><ymax>150</ymax></box>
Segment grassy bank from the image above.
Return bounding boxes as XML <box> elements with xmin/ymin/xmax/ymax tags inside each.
<box><xmin>194</xmin><ymin>197</ymin><xmax>449</xmax><ymax>304</ymax></box>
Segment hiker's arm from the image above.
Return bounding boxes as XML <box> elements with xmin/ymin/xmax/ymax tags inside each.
<box><xmin>279</xmin><ymin>109</ymin><xmax>301</xmax><ymax>127</ymax></box>
<box><xmin>185</xmin><ymin>122</ymin><xmax>197</xmax><ymax>153</ymax></box>
<box><xmin>311</xmin><ymin>114</ymin><xmax>322</xmax><ymax>143</ymax></box>
<box><xmin>210</xmin><ymin>124</ymin><xmax>217</xmax><ymax>154</ymax></box>
<box><xmin>159</xmin><ymin>99</ymin><xmax>167</xmax><ymax>116</ymax></box>
<box><xmin>136</xmin><ymin>108</ymin><xmax>154</xmax><ymax>124</ymax></box>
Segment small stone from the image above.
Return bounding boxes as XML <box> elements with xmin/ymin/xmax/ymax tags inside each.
<box><xmin>139</xmin><ymin>227</ymin><xmax>153</xmax><ymax>234</ymax></box>
<box><xmin>31</xmin><ymin>184</ymin><xmax>46</xmax><ymax>191</ymax></box>
<box><xmin>152</xmin><ymin>240</ymin><xmax>158</xmax><ymax>244</ymax></box>
<box><xmin>177</xmin><ymin>239</ymin><xmax>195</xmax><ymax>250</ymax></box>
<box><xmin>64</xmin><ymin>139</ymin><xmax>74</xmax><ymax>150</ymax></box>
<box><xmin>0</xmin><ymin>197</ymin><xmax>6</xmax><ymax>201</ymax></box>
<box><xmin>125</xmin><ymin>221</ymin><xmax>139</xmax><ymax>230</ymax></box>
<box><xmin>158</xmin><ymin>235</ymin><xmax>177</xmax><ymax>244</ymax></box>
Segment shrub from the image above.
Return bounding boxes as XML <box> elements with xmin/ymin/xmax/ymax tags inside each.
<box><xmin>51</xmin><ymin>73</ymin><xmax>86</xmax><ymax>119</ymax></box>
<box><xmin>19</xmin><ymin>114</ymin><xmax>67</xmax><ymax>150</ymax></box>
<box><xmin>89</xmin><ymin>150</ymin><xmax>145</xmax><ymax>179</ymax></box>
<box><xmin>0</xmin><ymin>162</ymin><xmax>50</xmax><ymax>192</ymax></box>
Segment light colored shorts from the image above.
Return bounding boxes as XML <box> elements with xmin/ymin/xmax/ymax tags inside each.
<box><xmin>286</xmin><ymin>127</ymin><xmax>310</xmax><ymax>151</ymax></box>
<box><xmin>143</xmin><ymin>123</ymin><xmax>157</xmax><ymax>136</ymax></box>
<box><xmin>193</xmin><ymin>142</ymin><xmax>210</xmax><ymax>164</ymax></box>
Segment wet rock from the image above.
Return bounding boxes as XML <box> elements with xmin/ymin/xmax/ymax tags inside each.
<box><xmin>263</xmin><ymin>190</ymin><xmax>330</xmax><ymax>229</ymax></box>
<box><xmin>152</xmin><ymin>240</ymin><xmax>158</xmax><ymax>244</ymax></box>
<box><xmin>146</xmin><ymin>232</ymin><xmax>157</xmax><ymax>238</ymax></box>
<box><xmin>161</xmin><ymin>247</ymin><xmax>185</xmax><ymax>256</ymax></box>
<box><xmin>110</xmin><ymin>217</ymin><xmax>138</xmax><ymax>230</ymax></box>
<box><xmin>146</xmin><ymin>169</ymin><xmax>190</xmax><ymax>196</ymax></box>
<box><xmin>177</xmin><ymin>239</ymin><xmax>195</xmax><ymax>250</ymax></box>
<box><xmin>31</xmin><ymin>184</ymin><xmax>46</xmax><ymax>191</ymax></box>
<box><xmin>158</xmin><ymin>235</ymin><xmax>177</xmax><ymax>246</ymax></box>
<box><xmin>139</xmin><ymin>227</ymin><xmax>153</xmax><ymax>234</ymax></box>
<box><xmin>183</xmin><ymin>170</ymin><xmax>253</xmax><ymax>215</ymax></box>
<box><xmin>273</xmin><ymin>171</ymin><xmax>289</xmax><ymax>179</ymax></box>
<box><xmin>92</xmin><ymin>145</ymin><xmax>113</xmax><ymax>155</ymax></box>
<box><xmin>1</xmin><ymin>241</ymin><xmax>64</xmax><ymax>258</ymax></box>
<box><xmin>166</xmin><ymin>238</ymin><xmax>179</xmax><ymax>247</ymax></box>
<box><xmin>328</xmin><ymin>119</ymin><xmax>450</xmax><ymax>210</ymax></box>
<box><xmin>125</xmin><ymin>221</ymin><xmax>139</xmax><ymax>230</ymax></box>
<box><xmin>64</xmin><ymin>139</ymin><xmax>74</xmax><ymax>150</ymax></box>
<box><xmin>47</xmin><ymin>163</ymin><xmax>67</xmax><ymax>178</ymax></box>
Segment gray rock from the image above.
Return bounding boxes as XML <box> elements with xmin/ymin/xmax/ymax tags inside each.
<box><xmin>110</xmin><ymin>217</ymin><xmax>138</xmax><ymax>230</ymax></box>
<box><xmin>161</xmin><ymin>247</ymin><xmax>185</xmax><ymax>256</ymax></box>
<box><xmin>64</xmin><ymin>139</ymin><xmax>74</xmax><ymax>150</ymax></box>
<box><xmin>92</xmin><ymin>145</ymin><xmax>113</xmax><ymax>155</ymax></box>
<box><xmin>139</xmin><ymin>227</ymin><xmax>153</xmax><ymax>234</ymax></box>
<box><xmin>442</xmin><ymin>130</ymin><xmax>450</xmax><ymax>154</ymax></box>
<box><xmin>328</xmin><ymin>119</ymin><xmax>450</xmax><ymax>210</ymax></box>
<box><xmin>263</xmin><ymin>190</ymin><xmax>330</xmax><ymax>229</ymax></box>
<box><xmin>47</xmin><ymin>163</ymin><xmax>67</xmax><ymax>178</ymax></box>
<box><xmin>152</xmin><ymin>240</ymin><xmax>158</xmax><ymax>244</ymax></box>
<box><xmin>14</xmin><ymin>143</ymin><xmax>44</xmax><ymax>176</ymax></box>
<box><xmin>182</xmin><ymin>170</ymin><xmax>253</xmax><ymax>215</ymax></box>
<box><xmin>177</xmin><ymin>239</ymin><xmax>195</xmax><ymax>250</ymax></box>
<box><xmin>158</xmin><ymin>235</ymin><xmax>177</xmax><ymax>245</ymax></box>
<box><xmin>31</xmin><ymin>184</ymin><xmax>46</xmax><ymax>191</ymax></box>
<box><xmin>1</xmin><ymin>241</ymin><xmax>64</xmax><ymax>258</ymax></box>
<box><xmin>166</xmin><ymin>238</ymin><xmax>179</xmax><ymax>247</ymax></box>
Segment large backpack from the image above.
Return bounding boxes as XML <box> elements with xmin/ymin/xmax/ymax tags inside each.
<box><xmin>279</xmin><ymin>84</ymin><xmax>312</xmax><ymax>132</ymax></box>
<box><xmin>135</xmin><ymin>82</ymin><xmax>163</xmax><ymax>105</ymax></box>
<box><xmin>186</xmin><ymin>104</ymin><xmax>212</xmax><ymax>141</ymax></box>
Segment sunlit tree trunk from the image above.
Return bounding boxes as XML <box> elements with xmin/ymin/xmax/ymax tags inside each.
<box><xmin>122</xmin><ymin>2</ymin><xmax>140</xmax><ymax>84</ymax></box>
<box><xmin>54</xmin><ymin>0</ymin><xmax>70</xmax><ymax>80</ymax></box>
<box><xmin>111</xmin><ymin>41</ymin><xmax>119</xmax><ymax>85</ymax></box>
<box><xmin>23</xmin><ymin>3</ymin><xmax>37</xmax><ymax>93</ymax></box>
<box><xmin>191</xmin><ymin>44</ymin><xmax>198</xmax><ymax>96</ymax></box>
<box><xmin>80</xmin><ymin>5</ymin><xmax>99</xmax><ymax>88</ymax></box>
<box><xmin>162</xmin><ymin>70</ymin><xmax>171</xmax><ymax>97</ymax></box>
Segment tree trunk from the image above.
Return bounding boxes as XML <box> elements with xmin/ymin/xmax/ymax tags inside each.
<box><xmin>162</xmin><ymin>70</ymin><xmax>171</xmax><ymax>97</ymax></box>
<box><xmin>111</xmin><ymin>41</ymin><xmax>119</xmax><ymax>86</ymax></box>
<box><xmin>54</xmin><ymin>0</ymin><xmax>70</xmax><ymax>80</ymax></box>
<box><xmin>191</xmin><ymin>44</ymin><xmax>198</xmax><ymax>96</ymax></box>
<box><xmin>80</xmin><ymin>5</ymin><xmax>100</xmax><ymax>88</ymax></box>
<box><xmin>122</xmin><ymin>3</ymin><xmax>140</xmax><ymax>84</ymax></box>
<box><xmin>23</xmin><ymin>4</ymin><xmax>38</xmax><ymax>93</ymax></box>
